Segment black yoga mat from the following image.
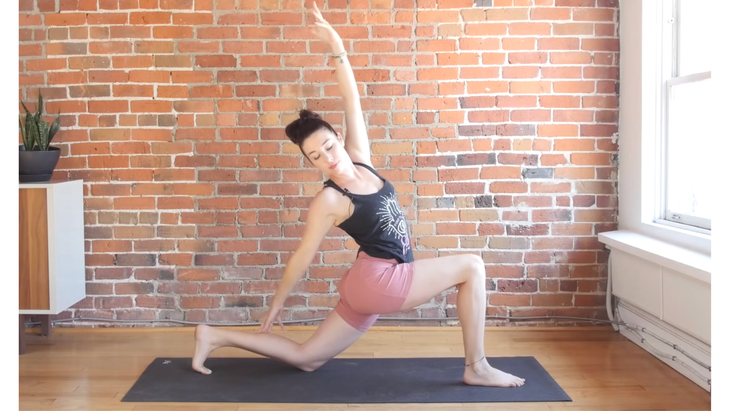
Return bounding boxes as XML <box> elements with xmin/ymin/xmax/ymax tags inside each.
<box><xmin>122</xmin><ymin>356</ymin><xmax>571</xmax><ymax>404</ymax></box>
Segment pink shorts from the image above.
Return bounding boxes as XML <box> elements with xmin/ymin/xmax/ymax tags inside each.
<box><xmin>334</xmin><ymin>251</ymin><xmax>415</xmax><ymax>332</ymax></box>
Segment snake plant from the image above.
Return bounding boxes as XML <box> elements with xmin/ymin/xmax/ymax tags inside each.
<box><xmin>19</xmin><ymin>93</ymin><xmax>61</xmax><ymax>151</ymax></box>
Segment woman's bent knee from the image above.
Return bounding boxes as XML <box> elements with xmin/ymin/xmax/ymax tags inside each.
<box><xmin>464</xmin><ymin>254</ymin><xmax>486</xmax><ymax>278</ymax></box>
<box><xmin>298</xmin><ymin>359</ymin><xmax>326</xmax><ymax>372</ymax></box>
<box><xmin>294</xmin><ymin>346</ymin><xmax>328</xmax><ymax>372</ymax></box>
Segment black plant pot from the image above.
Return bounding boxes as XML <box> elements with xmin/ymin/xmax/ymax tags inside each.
<box><xmin>19</xmin><ymin>145</ymin><xmax>61</xmax><ymax>183</ymax></box>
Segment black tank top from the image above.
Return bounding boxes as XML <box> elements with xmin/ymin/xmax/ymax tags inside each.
<box><xmin>323</xmin><ymin>162</ymin><xmax>414</xmax><ymax>264</ymax></box>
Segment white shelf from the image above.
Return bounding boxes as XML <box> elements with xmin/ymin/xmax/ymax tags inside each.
<box><xmin>19</xmin><ymin>180</ymin><xmax>86</xmax><ymax>315</ymax></box>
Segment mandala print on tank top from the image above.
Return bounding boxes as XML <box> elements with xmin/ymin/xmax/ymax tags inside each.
<box><xmin>376</xmin><ymin>191</ymin><xmax>411</xmax><ymax>257</ymax></box>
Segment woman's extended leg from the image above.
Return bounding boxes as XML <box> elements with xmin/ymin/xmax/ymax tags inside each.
<box><xmin>192</xmin><ymin>310</ymin><xmax>364</xmax><ymax>374</ymax></box>
<box><xmin>400</xmin><ymin>253</ymin><xmax>525</xmax><ymax>388</ymax></box>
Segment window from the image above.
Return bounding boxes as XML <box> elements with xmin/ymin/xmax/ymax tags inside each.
<box><xmin>657</xmin><ymin>0</ymin><xmax>712</xmax><ymax>232</ymax></box>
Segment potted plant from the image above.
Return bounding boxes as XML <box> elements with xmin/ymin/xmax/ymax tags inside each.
<box><xmin>19</xmin><ymin>93</ymin><xmax>61</xmax><ymax>183</ymax></box>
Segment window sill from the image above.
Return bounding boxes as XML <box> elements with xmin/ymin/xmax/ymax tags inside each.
<box><xmin>638</xmin><ymin>220</ymin><xmax>711</xmax><ymax>256</ymax></box>
<box><xmin>598</xmin><ymin>230</ymin><xmax>711</xmax><ymax>285</ymax></box>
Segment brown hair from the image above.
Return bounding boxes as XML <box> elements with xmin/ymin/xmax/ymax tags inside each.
<box><xmin>285</xmin><ymin>109</ymin><xmax>337</xmax><ymax>156</ymax></box>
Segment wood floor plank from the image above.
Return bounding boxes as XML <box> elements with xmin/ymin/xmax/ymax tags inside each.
<box><xmin>34</xmin><ymin>398</ymin><xmax>135</xmax><ymax>411</ymax></box>
<box><xmin>18</xmin><ymin>326</ymin><xmax>710</xmax><ymax>411</ymax></box>
<box><xmin>16</xmin><ymin>398</ymin><xmax>55</xmax><ymax>409</ymax></box>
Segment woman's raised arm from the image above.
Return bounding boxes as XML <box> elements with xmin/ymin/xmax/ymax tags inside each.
<box><xmin>308</xmin><ymin>2</ymin><xmax>371</xmax><ymax>166</ymax></box>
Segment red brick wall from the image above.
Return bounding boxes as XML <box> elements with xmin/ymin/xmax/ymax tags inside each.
<box><xmin>19</xmin><ymin>0</ymin><xmax>618</xmax><ymax>327</ymax></box>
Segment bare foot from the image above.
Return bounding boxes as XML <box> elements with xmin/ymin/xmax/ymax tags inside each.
<box><xmin>192</xmin><ymin>324</ymin><xmax>218</xmax><ymax>375</ymax></box>
<box><xmin>463</xmin><ymin>358</ymin><xmax>525</xmax><ymax>388</ymax></box>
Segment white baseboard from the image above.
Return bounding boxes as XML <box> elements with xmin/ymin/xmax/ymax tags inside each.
<box><xmin>616</xmin><ymin>299</ymin><xmax>711</xmax><ymax>392</ymax></box>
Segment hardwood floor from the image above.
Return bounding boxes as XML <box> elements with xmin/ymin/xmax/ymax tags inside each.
<box><xmin>18</xmin><ymin>325</ymin><xmax>711</xmax><ymax>411</ymax></box>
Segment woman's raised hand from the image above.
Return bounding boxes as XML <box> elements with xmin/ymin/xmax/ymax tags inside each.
<box><xmin>308</xmin><ymin>1</ymin><xmax>343</xmax><ymax>50</ymax></box>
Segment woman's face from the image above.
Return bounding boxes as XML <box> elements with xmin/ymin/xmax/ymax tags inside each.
<box><xmin>301</xmin><ymin>128</ymin><xmax>350</xmax><ymax>177</ymax></box>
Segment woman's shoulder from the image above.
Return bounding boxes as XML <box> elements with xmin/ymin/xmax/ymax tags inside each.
<box><xmin>313</xmin><ymin>183</ymin><xmax>348</xmax><ymax>209</ymax></box>
<box><xmin>309</xmin><ymin>184</ymin><xmax>351</xmax><ymax>225</ymax></box>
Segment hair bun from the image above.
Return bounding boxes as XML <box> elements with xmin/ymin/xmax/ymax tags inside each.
<box><xmin>285</xmin><ymin>108</ymin><xmax>335</xmax><ymax>150</ymax></box>
<box><xmin>299</xmin><ymin>109</ymin><xmax>320</xmax><ymax>121</ymax></box>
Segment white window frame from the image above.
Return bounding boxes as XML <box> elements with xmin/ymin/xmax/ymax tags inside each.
<box><xmin>654</xmin><ymin>0</ymin><xmax>711</xmax><ymax>234</ymax></box>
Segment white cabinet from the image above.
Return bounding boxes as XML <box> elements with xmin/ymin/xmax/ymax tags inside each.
<box><xmin>19</xmin><ymin>180</ymin><xmax>85</xmax><ymax>316</ymax></box>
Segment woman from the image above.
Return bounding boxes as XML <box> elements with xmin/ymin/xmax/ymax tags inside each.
<box><xmin>192</xmin><ymin>2</ymin><xmax>525</xmax><ymax>388</ymax></box>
